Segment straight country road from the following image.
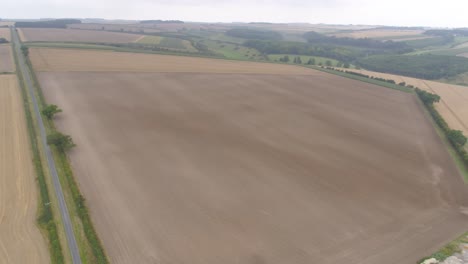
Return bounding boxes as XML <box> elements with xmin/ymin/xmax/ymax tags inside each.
<box><xmin>11</xmin><ymin>27</ymin><xmax>82</xmax><ymax>264</ymax></box>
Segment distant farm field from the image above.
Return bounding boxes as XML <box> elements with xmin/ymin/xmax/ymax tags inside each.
<box><xmin>18</xmin><ymin>28</ymin><xmax>142</xmax><ymax>43</ymax></box>
<box><xmin>0</xmin><ymin>28</ymin><xmax>10</xmax><ymax>41</ymax></box>
<box><xmin>29</xmin><ymin>48</ymin><xmax>316</xmax><ymax>74</ymax></box>
<box><xmin>331</xmin><ymin>29</ymin><xmax>425</xmax><ymax>39</ymax></box>
<box><xmin>0</xmin><ymin>45</ymin><xmax>14</xmax><ymax>72</ymax></box>
<box><xmin>343</xmin><ymin>68</ymin><xmax>468</xmax><ymax>136</ymax></box>
<box><xmin>32</xmin><ymin>49</ymin><xmax>468</xmax><ymax>264</ymax></box>
<box><xmin>0</xmin><ymin>75</ymin><xmax>49</xmax><ymax>264</ymax></box>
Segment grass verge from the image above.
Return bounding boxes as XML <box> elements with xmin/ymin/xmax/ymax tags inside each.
<box><xmin>24</xmin><ymin>47</ymin><xmax>109</xmax><ymax>263</ymax></box>
<box><xmin>11</xmin><ymin>37</ymin><xmax>65</xmax><ymax>264</ymax></box>
<box><xmin>418</xmin><ymin>232</ymin><xmax>468</xmax><ymax>263</ymax></box>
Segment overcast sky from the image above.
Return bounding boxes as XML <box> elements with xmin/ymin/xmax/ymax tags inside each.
<box><xmin>1</xmin><ymin>0</ymin><xmax>467</xmax><ymax>28</ymax></box>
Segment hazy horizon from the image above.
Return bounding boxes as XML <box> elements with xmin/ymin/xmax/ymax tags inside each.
<box><xmin>2</xmin><ymin>0</ymin><xmax>467</xmax><ymax>28</ymax></box>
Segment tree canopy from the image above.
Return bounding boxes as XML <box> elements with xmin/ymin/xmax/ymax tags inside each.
<box><xmin>47</xmin><ymin>132</ymin><xmax>75</xmax><ymax>151</ymax></box>
<box><xmin>42</xmin><ymin>104</ymin><xmax>62</xmax><ymax>119</ymax></box>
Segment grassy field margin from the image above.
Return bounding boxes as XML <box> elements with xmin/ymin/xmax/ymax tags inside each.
<box><xmin>11</xmin><ymin>36</ymin><xmax>65</xmax><ymax>264</ymax></box>
<box><xmin>23</xmin><ymin>47</ymin><xmax>109</xmax><ymax>263</ymax></box>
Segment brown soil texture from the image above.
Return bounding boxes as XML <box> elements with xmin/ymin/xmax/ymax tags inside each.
<box><xmin>0</xmin><ymin>75</ymin><xmax>49</xmax><ymax>263</ymax></box>
<box><xmin>30</xmin><ymin>48</ymin><xmax>318</xmax><ymax>75</ymax></box>
<box><xmin>19</xmin><ymin>28</ymin><xmax>141</xmax><ymax>43</ymax></box>
<box><xmin>341</xmin><ymin>68</ymin><xmax>468</xmax><ymax>136</ymax></box>
<box><xmin>38</xmin><ymin>71</ymin><xmax>468</xmax><ymax>264</ymax></box>
<box><xmin>0</xmin><ymin>45</ymin><xmax>14</xmax><ymax>72</ymax></box>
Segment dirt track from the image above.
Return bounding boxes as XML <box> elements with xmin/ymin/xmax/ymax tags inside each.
<box><xmin>38</xmin><ymin>70</ymin><xmax>468</xmax><ymax>264</ymax></box>
<box><xmin>0</xmin><ymin>75</ymin><xmax>49</xmax><ymax>264</ymax></box>
<box><xmin>19</xmin><ymin>28</ymin><xmax>141</xmax><ymax>43</ymax></box>
<box><xmin>340</xmin><ymin>68</ymin><xmax>468</xmax><ymax>136</ymax></box>
<box><xmin>0</xmin><ymin>45</ymin><xmax>14</xmax><ymax>72</ymax></box>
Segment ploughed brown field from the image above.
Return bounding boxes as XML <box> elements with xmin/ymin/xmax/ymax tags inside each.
<box><xmin>0</xmin><ymin>45</ymin><xmax>14</xmax><ymax>72</ymax></box>
<box><xmin>18</xmin><ymin>28</ymin><xmax>142</xmax><ymax>43</ymax></box>
<box><xmin>341</xmin><ymin>68</ymin><xmax>468</xmax><ymax>136</ymax></box>
<box><xmin>33</xmin><ymin>49</ymin><xmax>468</xmax><ymax>264</ymax></box>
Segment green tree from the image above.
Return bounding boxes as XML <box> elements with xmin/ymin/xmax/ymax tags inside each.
<box><xmin>21</xmin><ymin>46</ymin><xmax>29</xmax><ymax>56</ymax></box>
<box><xmin>42</xmin><ymin>104</ymin><xmax>62</xmax><ymax>119</ymax></box>
<box><xmin>447</xmin><ymin>130</ymin><xmax>467</xmax><ymax>147</ymax></box>
<box><xmin>307</xmin><ymin>58</ymin><xmax>316</xmax><ymax>65</ymax></box>
<box><xmin>415</xmin><ymin>88</ymin><xmax>440</xmax><ymax>105</ymax></box>
<box><xmin>281</xmin><ymin>55</ymin><xmax>290</xmax><ymax>63</ymax></box>
<box><xmin>325</xmin><ymin>60</ymin><xmax>332</xmax><ymax>66</ymax></box>
<box><xmin>336</xmin><ymin>62</ymin><xmax>343</xmax><ymax>67</ymax></box>
<box><xmin>343</xmin><ymin>62</ymin><xmax>350</xmax><ymax>68</ymax></box>
<box><xmin>47</xmin><ymin>132</ymin><xmax>76</xmax><ymax>151</ymax></box>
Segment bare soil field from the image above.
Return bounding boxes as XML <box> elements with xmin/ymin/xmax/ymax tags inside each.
<box><xmin>30</xmin><ymin>48</ymin><xmax>319</xmax><ymax>74</ymax></box>
<box><xmin>36</xmin><ymin>65</ymin><xmax>468</xmax><ymax>263</ymax></box>
<box><xmin>19</xmin><ymin>28</ymin><xmax>142</xmax><ymax>43</ymax></box>
<box><xmin>0</xmin><ymin>28</ymin><xmax>10</xmax><ymax>41</ymax></box>
<box><xmin>341</xmin><ymin>68</ymin><xmax>468</xmax><ymax>136</ymax></box>
<box><xmin>0</xmin><ymin>75</ymin><xmax>49</xmax><ymax>264</ymax></box>
<box><xmin>331</xmin><ymin>29</ymin><xmax>425</xmax><ymax>39</ymax></box>
<box><xmin>0</xmin><ymin>45</ymin><xmax>14</xmax><ymax>72</ymax></box>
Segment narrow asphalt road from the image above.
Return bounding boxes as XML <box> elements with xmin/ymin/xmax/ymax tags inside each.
<box><xmin>11</xmin><ymin>27</ymin><xmax>83</xmax><ymax>264</ymax></box>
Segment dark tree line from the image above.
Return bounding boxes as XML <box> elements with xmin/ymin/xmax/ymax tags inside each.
<box><xmin>303</xmin><ymin>31</ymin><xmax>413</xmax><ymax>53</ymax></box>
<box><xmin>357</xmin><ymin>54</ymin><xmax>468</xmax><ymax>79</ymax></box>
<box><xmin>15</xmin><ymin>19</ymin><xmax>81</xmax><ymax>28</ymax></box>
<box><xmin>226</xmin><ymin>28</ymin><xmax>283</xmax><ymax>41</ymax></box>
<box><xmin>140</xmin><ymin>20</ymin><xmax>184</xmax><ymax>24</ymax></box>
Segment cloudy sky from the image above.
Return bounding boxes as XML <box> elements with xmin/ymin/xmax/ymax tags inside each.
<box><xmin>1</xmin><ymin>0</ymin><xmax>467</xmax><ymax>28</ymax></box>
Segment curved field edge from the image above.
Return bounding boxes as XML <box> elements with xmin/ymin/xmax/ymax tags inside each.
<box><xmin>11</xmin><ymin>37</ymin><xmax>65</xmax><ymax>264</ymax></box>
<box><xmin>418</xmin><ymin>232</ymin><xmax>468</xmax><ymax>263</ymax></box>
<box><xmin>20</xmin><ymin>41</ymin><xmax>109</xmax><ymax>262</ymax></box>
<box><xmin>313</xmin><ymin>66</ymin><xmax>468</xmax><ymax>263</ymax></box>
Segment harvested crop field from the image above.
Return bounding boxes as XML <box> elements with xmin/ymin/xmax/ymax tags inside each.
<box><xmin>342</xmin><ymin>68</ymin><xmax>468</xmax><ymax>136</ymax></box>
<box><xmin>0</xmin><ymin>75</ymin><xmax>49</xmax><ymax>264</ymax></box>
<box><xmin>0</xmin><ymin>45</ymin><xmax>14</xmax><ymax>72</ymax></box>
<box><xmin>18</xmin><ymin>28</ymin><xmax>142</xmax><ymax>43</ymax></box>
<box><xmin>0</xmin><ymin>28</ymin><xmax>10</xmax><ymax>41</ymax></box>
<box><xmin>331</xmin><ymin>29</ymin><xmax>425</xmax><ymax>39</ymax></box>
<box><xmin>34</xmin><ymin>50</ymin><xmax>468</xmax><ymax>264</ymax></box>
<box><xmin>458</xmin><ymin>53</ymin><xmax>468</xmax><ymax>58</ymax></box>
<box><xmin>30</xmin><ymin>48</ymin><xmax>317</xmax><ymax>74</ymax></box>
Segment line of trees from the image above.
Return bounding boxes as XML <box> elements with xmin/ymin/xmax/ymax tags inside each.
<box><xmin>415</xmin><ymin>88</ymin><xmax>468</xmax><ymax>167</ymax></box>
<box><xmin>226</xmin><ymin>28</ymin><xmax>283</xmax><ymax>41</ymax></box>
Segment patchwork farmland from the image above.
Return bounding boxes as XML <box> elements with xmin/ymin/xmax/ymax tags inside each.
<box><xmin>31</xmin><ymin>48</ymin><xmax>468</xmax><ymax>264</ymax></box>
